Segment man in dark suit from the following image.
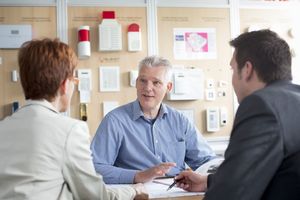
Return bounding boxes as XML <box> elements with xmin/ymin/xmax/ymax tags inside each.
<box><xmin>175</xmin><ymin>29</ymin><xmax>300</xmax><ymax>200</ymax></box>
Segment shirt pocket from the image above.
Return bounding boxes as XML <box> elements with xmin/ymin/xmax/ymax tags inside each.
<box><xmin>167</xmin><ymin>140</ymin><xmax>186</xmax><ymax>165</ymax></box>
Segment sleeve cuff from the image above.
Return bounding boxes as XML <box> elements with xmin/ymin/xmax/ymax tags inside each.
<box><xmin>119</xmin><ymin>169</ymin><xmax>139</xmax><ymax>183</ymax></box>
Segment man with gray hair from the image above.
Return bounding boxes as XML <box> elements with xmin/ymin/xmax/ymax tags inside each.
<box><xmin>91</xmin><ymin>55</ymin><xmax>216</xmax><ymax>184</ymax></box>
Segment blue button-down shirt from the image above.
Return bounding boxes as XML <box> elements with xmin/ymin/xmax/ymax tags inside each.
<box><xmin>91</xmin><ymin>100</ymin><xmax>215</xmax><ymax>184</ymax></box>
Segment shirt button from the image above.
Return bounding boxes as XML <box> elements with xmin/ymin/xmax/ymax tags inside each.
<box><xmin>157</xmin><ymin>156</ymin><xmax>160</xmax><ymax>159</ymax></box>
<box><xmin>155</xmin><ymin>140</ymin><xmax>158</xmax><ymax>143</ymax></box>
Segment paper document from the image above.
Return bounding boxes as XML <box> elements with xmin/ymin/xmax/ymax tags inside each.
<box><xmin>99</xmin><ymin>66</ymin><xmax>120</xmax><ymax>92</ymax></box>
<box><xmin>145</xmin><ymin>178</ymin><xmax>204</xmax><ymax>199</ymax></box>
<box><xmin>107</xmin><ymin>178</ymin><xmax>204</xmax><ymax>199</ymax></box>
<box><xmin>77</xmin><ymin>69</ymin><xmax>92</xmax><ymax>103</ymax></box>
<box><xmin>195</xmin><ymin>157</ymin><xmax>224</xmax><ymax>175</ymax></box>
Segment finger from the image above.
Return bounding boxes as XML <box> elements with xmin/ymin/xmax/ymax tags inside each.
<box><xmin>183</xmin><ymin>184</ymin><xmax>190</xmax><ymax>190</ymax></box>
<box><xmin>161</xmin><ymin>166</ymin><xmax>173</xmax><ymax>173</ymax></box>
<box><xmin>175</xmin><ymin>173</ymin><xmax>185</xmax><ymax>180</ymax></box>
<box><xmin>180</xmin><ymin>170</ymin><xmax>194</xmax><ymax>177</ymax></box>
<box><xmin>160</xmin><ymin>162</ymin><xmax>176</xmax><ymax>167</ymax></box>
<box><xmin>156</xmin><ymin>165</ymin><xmax>173</xmax><ymax>173</ymax></box>
<box><xmin>157</xmin><ymin>171</ymin><xmax>165</xmax><ymax>176</ymax></box>
<box><xmin>176</xmin><ymin>170</ymin><xmax>192</xmax><ymax>179</ymax></box>
<box><xmin>177</xmin><ymin>182</ymin><xmax>189</xmax><ymax>190</ymax></box>
<box><xmin>185</xmin><ymin>168</ymin><xmax>192</xmax><ymax>172</ymax></box>
<box><xmin>154</xmin><ymin>168</ymin><xmax>165</xmax><ymax>176</ymax></box>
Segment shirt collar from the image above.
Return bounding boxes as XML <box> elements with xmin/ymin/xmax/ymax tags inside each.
<box><xmin>132</xmin><ymin>99</ymin><xmax>168</xmax><ymax>121</ymax></box>
<box><xmin>24</xmin><ymin>99</ymin><xmax>59</xmax><ymax>114</ymax></box>
<box><xmin>267</xmin><ymin>80</ymin><xmax>291</xmax><ymax>86</ymax></box>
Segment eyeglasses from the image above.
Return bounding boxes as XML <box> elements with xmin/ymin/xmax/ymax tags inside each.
<box><xmin>69</xmin><ymin>77</ymin><xmax>79</xmax><ymax>85</ymax></box>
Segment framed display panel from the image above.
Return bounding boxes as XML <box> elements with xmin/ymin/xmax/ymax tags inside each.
<box><xmin>157</xmin><ymin>7</ymin><xmax>234</xmax><ymax>137</ymax></box>
<box><xmin>68</xmin><ymin>6</ymin><xmax>148</xmax><ymax>135</ymax></box>
<box><xmin>0</xmin><ymin>6</ymin><xmax>57</xmax><ymax>120</ymax></box>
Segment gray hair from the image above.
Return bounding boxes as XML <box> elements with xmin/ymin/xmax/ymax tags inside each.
<box><xmin>138</xmin><ymin>55</ymin><xmax>173</xmax><ymax>82</ymax></box>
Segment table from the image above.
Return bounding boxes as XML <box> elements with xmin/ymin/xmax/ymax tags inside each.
<box><xmin>152</xmin><ymin>195</ymin><xmax>204</xmax><ymax>200</ymax></box>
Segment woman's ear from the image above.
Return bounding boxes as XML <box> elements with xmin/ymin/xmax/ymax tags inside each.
<box><xmin>59</xmin><ymin>79</ymin><xmax>68</xmax><ymax>95</ymax></box>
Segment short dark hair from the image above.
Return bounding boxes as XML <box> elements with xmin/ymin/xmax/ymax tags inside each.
<box><xmin>18</xmin><ymin>38</ymin><xmax>77</xmax><ymax>101</ymax></box>
<box><xmin>229</xmin><ymin>29</ymin><xmax>292</xmax><ymax>84</ymax></box>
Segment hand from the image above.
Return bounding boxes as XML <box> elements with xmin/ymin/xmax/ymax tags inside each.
<box><xmin>134</xmin><ymin>162</ymin><xmax>176</xmax><ymax>183</ymax></box>
<box><xmin>132</xmin><ymin>183</ymin><xmax>149</xmax><ymax>200</ymax></box>
<box><xmin>175</xmin><ymin>171</ymin><xmax>207</xmax><ymax>192</ymax></box>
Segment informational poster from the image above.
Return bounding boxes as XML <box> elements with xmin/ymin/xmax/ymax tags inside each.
<box><xmin>173</xmin><ymin>28</ymin><xmax>217</xmax><ymax>60</ymax></box>
<box><xmin>99</xmin><ymin>66</ymin><xmax>120</xmax><ymax>92</ymax></box>
<box><xmin>77</xmin><ymin>69</ymin><xmax>92</xmax><ymax>103</ymax></box>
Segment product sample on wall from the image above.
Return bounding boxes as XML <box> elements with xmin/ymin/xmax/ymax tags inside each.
<box><xmin>98</xmin><ymin>11</ymin><xmax>122</xmax><ymax>51</ymax></box>
<box><xmin>0</xmin><ymin>25</ymin><xmax>32</xmax><ymax>48</ymax></box>
<box><xmin>77</xmin><ymin>26</ymin><xmax>91</xmax><ymax>59</ymax></box>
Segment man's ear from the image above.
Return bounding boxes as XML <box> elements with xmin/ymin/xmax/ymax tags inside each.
<box><xmin>135</xmin><ymin>78</ymin><xmax>138</xmax><ymax>89</ymax></box>
<box><xmin>167</xmin><ymin>82</ymin><xmax>173</xmax><ymax>92</ymax></box>
<box><xmin>244</xmin><ymin>61</ymin><xmax>255</xmax><ymax>81</ymax></box>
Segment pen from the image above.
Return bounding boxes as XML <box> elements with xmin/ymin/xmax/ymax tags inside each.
<box><xmin>166</xmin><ymin>177</ymin><xmax>184</xmax><ymax>191</ymax></box>
<box><xmin>155</xmin><ymin>175</ymin><xmax>175</xmax><ymax>179</ymax></box>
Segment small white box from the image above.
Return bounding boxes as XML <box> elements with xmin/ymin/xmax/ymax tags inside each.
<box><xmin>167</xmin><ymin>68</ymin><xmax>204</xmax><ymax>100</ymax></box>
<box><xmin>206</xmin><ymin>107</ymin><xmax>220</xmax><ymax>132</ymax></box>
<box><xmin>129</xmin><ymin>70</ymin><xmax>138</xmax><ymax>87</ymax></box>
<box><xmin>206</xmin><ymin>79</ymin><xmax>214</xmax><ymax>88</ymax></box>
<box><xmin>205</xmin><ymin>89</ymin><xmax>216</xmax><ymax>101</ymax></box>
<box><xmin>219</xmin><ymin>107</ymin><xmax>228</xmax><ymax>126</ymax></box>
<box><xmin>11</xmin><ymin>70</ymin><xmax>18</xmax><ymax>82</ymax></box>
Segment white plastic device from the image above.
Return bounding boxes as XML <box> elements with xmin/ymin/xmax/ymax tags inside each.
<box><xmin>11</xmin><ymin>70</ymin><xmax>18</xmax><ymax>82</ymax></box>
<box><xmin>128</xmin><ymin>23</ymin><xmax>142</xmax><ymax>51</ymax></box>
<box><xmin>167</xmin><ymin>68</ymin><xmax>204</xmax><ymax>100</ymax></box>
<box><xmin>129</xmin><ymin>70</ymin><xmax>138</xmax><ymax>87</ymax></box>
<box><xmin>219</xmin><ymin>107</ymin><xmax>228</xmax><ymax>126</ymax></box>
<box><xmin>206</xmin><ymin>79</ymin><xmax>214</xmax><ymax>88</ymax></box>
<box><xmin>205</xmin><ymin>89</ymin><xmax>216</xmax><ymax>101</ymax></box>
<box><xmin>206</xmin><ymin>107</ymin><xmax>220</xmax><ymax>132</ymax></box>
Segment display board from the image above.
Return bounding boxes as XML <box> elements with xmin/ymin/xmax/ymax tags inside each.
<box><xmin>68</xmin><ymin>7</ymin><xmax>148</xmax><ymax>135</ymax></box>
<box><xmin>157</xmin><ymin>7</ymin><xmax>234</xmax><ymax>137</ymax></box>
<box><xmin>3</xmin><ymin>4</ymin><xmax>299</xmax><ymax>139</ymax></box>
<box><xmin>0</xmin><ymin>6</ymin><xmax>56</xmax><ymax>119</ymax></box>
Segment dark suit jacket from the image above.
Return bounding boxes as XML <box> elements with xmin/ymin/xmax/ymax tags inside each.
<box><xmin>205</xmin><ymin>81</ymin><xmax>300</xmax><ymax>200</ymax></box>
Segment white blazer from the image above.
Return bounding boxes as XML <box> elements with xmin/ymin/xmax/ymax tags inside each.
<box><xmin>0</xmin><ymin>100</ymin><xmax>135</xmax><ymax>200</ymax></box>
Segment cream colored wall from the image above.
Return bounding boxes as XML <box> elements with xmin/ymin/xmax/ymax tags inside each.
<box><xmin>0</xmin><ymin>6</ymin><xmax>56</xmax><ymax>119</ymax></box>
<box><xmin>240</xmin><ymin>8</ymin><xmax>300</xmax><ymax>85</ymax></box>
<box><xmin>240</xmin><ymin>8</ymin><xmax>299</xmax><ymax>41</ymax></box>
